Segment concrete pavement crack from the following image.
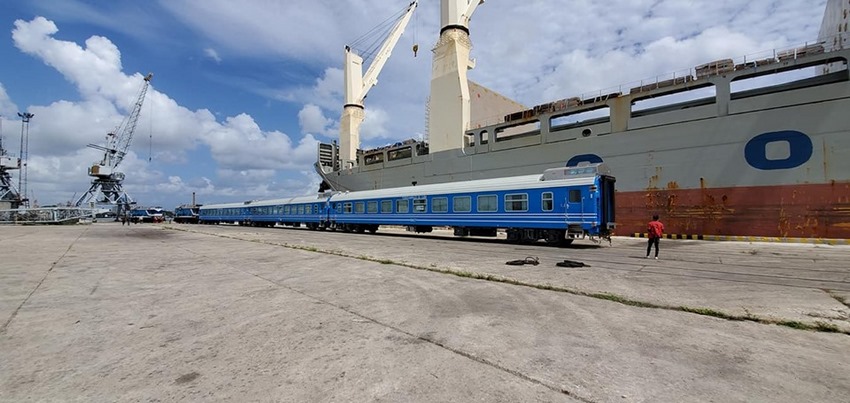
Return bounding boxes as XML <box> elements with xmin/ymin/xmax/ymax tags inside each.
<box><xmin>1</xmin><ymin>226</ymin><xmax>88</xmax><ymax>335</ymax></box>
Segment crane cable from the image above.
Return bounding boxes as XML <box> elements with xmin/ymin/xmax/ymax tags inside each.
<box><xmin>412</xmin><ymin>4</ymin><xmax>419</xmax><ymax>57</ymax></box>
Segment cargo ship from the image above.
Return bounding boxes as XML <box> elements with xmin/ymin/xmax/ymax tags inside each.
<box><xmin>315</xmin><ymin>0</ymin><xmax>850</xmax><ymax>239</ymax></box>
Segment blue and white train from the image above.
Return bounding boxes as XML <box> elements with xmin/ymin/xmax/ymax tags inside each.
<box><xmin>173</xmin><ymin>205</ymin><xmax>201</xmax><ymax>223</ymax></box>
<box><xmin>198</xmin><ymin>163</ymin><xmax>616</xmax><ymax>245</ymax></box>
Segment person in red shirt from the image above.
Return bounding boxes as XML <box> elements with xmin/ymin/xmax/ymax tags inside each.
<box><xmin>646</xmin><ymin>215</ymin><xmax>664</xmax><ymax>259</ymax></box>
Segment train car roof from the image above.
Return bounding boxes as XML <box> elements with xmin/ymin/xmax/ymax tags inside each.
<box><xmin>200</xmin><ymin>164</ymin><xmax>607</xmax><ymax>209</ymax></box>
<box><xmin>200</xmin><ymin>195</ymin><xmax>327</xmax><ymax>210</ymax></box>
<box><xmin>329</xmin><ymin>171</ymin><xmax>597</xmax><ymax>202</ymax></box>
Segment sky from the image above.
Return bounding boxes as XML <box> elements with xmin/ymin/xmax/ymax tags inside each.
<box><xmin>0</xmin><ymin>0</ymin><xmax>828</xmax><ymax>209</ymax></box>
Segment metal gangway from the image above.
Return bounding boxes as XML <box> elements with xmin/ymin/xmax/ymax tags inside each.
<box><xmin>0</xmin><ymin>207</ymin><xmax>95</xmax><ymax>225</ymax></box>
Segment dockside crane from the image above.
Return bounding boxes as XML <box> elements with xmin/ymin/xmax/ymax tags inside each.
<box><xmin>0</xmin><ymin>117</ymin><xmax>23</xmax><ymax>208</ymax></box>
<box><xmin>74</xmin><ymin>73</ymin><xmax>153</xmax><ymax>218</ymax></box>
<box><xmin>339</xmin><ymin>1</ymin><xmax>418</xmax><ymax>169</ymax></box>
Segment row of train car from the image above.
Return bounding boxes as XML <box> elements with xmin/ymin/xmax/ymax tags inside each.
<box><xmin>180</xmin><ymin>163</ymin><xmax>616</xmax><ymax>246</ymax></box>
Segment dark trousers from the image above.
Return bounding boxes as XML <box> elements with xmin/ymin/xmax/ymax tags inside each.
<box><xmin>646</xmin><ymin>237</ymin><xmax>660</xmax><ymax>257</ymax></box>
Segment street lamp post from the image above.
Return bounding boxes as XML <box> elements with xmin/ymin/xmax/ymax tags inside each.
<box><xmin>17</xmin><ymin>112</ymin><xmax>34</xmax><ymax>209</ymax></box>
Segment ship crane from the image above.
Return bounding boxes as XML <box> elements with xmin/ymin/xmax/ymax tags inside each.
<box><xmin>74</xmin><ymin>73</ymin><xmax>153</xmax><ymax>218</ymax></box>
<box><xmin>427</xmin><ymin>0</ymin><xmax>484</xmax><ymax>154</ymax></box>
<box><xmin>339</xmin><ymin>1</ymin><xmax>418</xmax><ymax>169</ymax></box>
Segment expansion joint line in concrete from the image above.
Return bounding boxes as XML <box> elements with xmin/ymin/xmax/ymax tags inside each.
<box><xmin>173</xmin><ymin>238</ymin><xmax>596</xmax><ymax>402</ymax></box>
<box><xmin>0</xmin><ymin>227</ymin><xmax>89</xmax><ymax>335</ymax></box>
<box><xmin>243</xmin><ymin>268</ymin><xmax>595</xmax><ymax>402</ymax></box>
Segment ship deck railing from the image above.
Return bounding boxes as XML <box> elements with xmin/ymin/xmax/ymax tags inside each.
<box><xmin>471</xmin><ymin>37</ymin><xmax>845</xmax><ymax>129</ymax></box>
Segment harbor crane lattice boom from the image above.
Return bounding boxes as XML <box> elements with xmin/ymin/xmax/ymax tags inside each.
<box><xmin>74</xmin><ymin>73</ymin><xmax>153</xmax><ymax>217</ymax></box>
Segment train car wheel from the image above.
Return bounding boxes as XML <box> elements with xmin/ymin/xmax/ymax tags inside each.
<box><xmin>545</xmin><ymin>230</ymin><xmax>566</xmax><ymax>246</ymax></box>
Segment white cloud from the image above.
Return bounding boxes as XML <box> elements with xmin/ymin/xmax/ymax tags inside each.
<box><xmin>0</xmin><ymin>83</ymin><xmax>19</xmax><ymax>118</ymax></box>
<box><xmin>8</xmin><ymin>16</ymin><xmax>323</xmax><ymax>206</ymax></box>
<box><xmin>204</xmin><ymin>47</ymin><xmax>221</xmax><ymax>63</ymax></box>
<box><xmin>298</xmin><ymin>104</ymin><xmax>333</xmax><ymax>136</ymax></box>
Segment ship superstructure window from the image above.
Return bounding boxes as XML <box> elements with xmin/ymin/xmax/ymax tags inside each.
<box><xmin>505</xmin><ymin>193</ymin><xmax>528</xmax><ymax>212</ymax></box>
<box><xmin>355</xmin><ymin>202</ymin><xmax>365</xmax><ymax>214</ymax></box>
<box><xmin>453</xmin><ymin>196</ymin><xmax>471</xmax><ymax>213</ymax></box>
<box><xmin>396</xmin><ymin>199</ymin><xmax>409</xmax><ymax>213</ymax></box>
<box><xmin>413</xmin><ymin>198</ymin><xmax>427</xmax><ymax>213</ymax></box>
<box><xmin>367</xmin><ymin>201</ymin><xmax>378</xmax><ymax>213</ymax></box>
<box><xmin>542</xmin><ymin>192</ymin><xmax>554</xmax><ymax>211</ymax></box>
<box><xmin>569</xmin><ymin>190</ymin><xmax>582</xmax><ymax>203</ymax></box>
<box><xmin>478</xmin><ymin>195</ymin><xmax>497</xmax><ymax>212</ymax></box>
<box><xmin>381</xmin><ymin>200</ymin><xmax>392</xmax><ymax>213</ymax></box>
<box><xmin>496</xmin><ymin>121</ymin><xmax>540</xmax><ymax>141</ymax></box>
<box><xmin>432</xmin><ymin>197</ymin><xmax>448</xmax><ymax>213</ymax></box>
<box><xmin>550</xmin><ymin>107</ymin><xmax>610</xmax><ymax>132</ymax></box>
<box><xmin>388</xmin><ymin>147</ymin><xmax>412</xmax><ymax>161</ymax></box>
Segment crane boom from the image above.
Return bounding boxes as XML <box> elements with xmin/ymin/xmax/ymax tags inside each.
<box><xmin>99</xmin><ymin>72</ymin><xmax>153</xmax><ymax>170</ymax></box>
<box><xmin>339</xmin><ymin>1</ymin><xmax>418</xmax><ymax>168</ymax></box>
<box><xmin>75</xmin><ymin>72</ymin><xmax>153</xmax><ymax>218</ymax></box>
<box><xmin>358</xmin><ymin>1</ymin><xmax>418</xmax><ymax>103</ymax></box>
<box><xmin>462</xmin><ymin>0</ymin><xmax>483</xmax><ymax>26</ymax></box>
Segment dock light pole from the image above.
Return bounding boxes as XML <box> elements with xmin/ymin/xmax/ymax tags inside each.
<box><xmin>17</xmin><ymin>112</ymin><xmax>34</xmax><ymax>209</ymax></box>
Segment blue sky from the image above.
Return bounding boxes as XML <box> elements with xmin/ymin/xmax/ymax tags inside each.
<box><xmin>0</xmin><ymin>0</ymin><xmax>827</xmax><ymax>209</ymax></box>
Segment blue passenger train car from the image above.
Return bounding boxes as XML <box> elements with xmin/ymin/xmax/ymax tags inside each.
<box><xmin>198</xmin><ymin>163</ymin><xmax>615</xmax><ymax>245</ymax></box>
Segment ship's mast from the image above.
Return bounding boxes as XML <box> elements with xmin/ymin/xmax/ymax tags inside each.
<box><xmin>427</xmin><ymin>0</ymin><xmax>483</xmax><ymax>154</ymax></box>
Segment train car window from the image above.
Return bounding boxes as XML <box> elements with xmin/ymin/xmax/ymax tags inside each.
<box><xmin>413</xmin><ymin>199</ymin><xmax>427</xmax><ymax>213</ymax></box>
<box><xmin>478</xmin><ymin>195</ymin><xmax>497</xmax><ymax>212</ymax></box>
<box><xmin>284</xmin><ymin>206</ymin><xmax>290</xmax><ymax>214</ymax></box>
<box><xmin>335</xmin><ymin>203</ymin><xmax>342</xmax><ymax>213</ymax></box>
<box><xmin>396</xmin><ymin>199</ymin><xmax>409</xmax><ymax>213</ymax></box>
<box><xmin>569</xmin><ymin>189</ymin><xmax>582</xmax><ymax>202</ymax></box>
<box><xmin>381</xmin><ymin>200</ymin><xmax>392</xmax><ymax>213</ymax></box>
<box><xmin>313</xmin><ymin>204</ymin><xmax>319</xmax><ymax>214</ymax></box>
<box><xmin>505</xmin><ymin>194</ymin><xmax>528</xmax><ymax>212</ymax></box>
<box><xmin>296</xmin><ymin>205</ymin><xmax>302</xmax><ymax>215</ymax></box>
<box><xmin>542</xmin><ymin>192</ymin><xmax>554</xmax><ymax>211</ymax></box>
<box><xmin>453</xmin><ymin>196</ymin><xmax>471</xmax><ymax>212</ymax></box>
<box><xmin>344</xmin><ymin>203</ymin><xmax>352</xmax><ymax>214</ymax></box>
<box><xmin>432</xmin><ymin>197</ymin><xmax>448</xmax><ymax>213</ymax></box>
<box><xmin>355</xmin><ymin>202</ymin><xmax>365</xmax><ymax>214</ymax></box>
<box><xmin>367</xmin><ymin>201</ymin><xmax>378</xmax><ymax>213</ymax></box>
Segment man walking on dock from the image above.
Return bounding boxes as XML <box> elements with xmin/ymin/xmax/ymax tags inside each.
<box><xmin>646</xmin><ymin>215</ymin><xmax>664</xmax><ymax>259</ymax></box>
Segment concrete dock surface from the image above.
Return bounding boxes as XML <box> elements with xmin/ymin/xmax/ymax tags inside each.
<box><xmin>1</xmin><ymin>223</ymin><xmax>849</xmax><ymax>402</ymax></box>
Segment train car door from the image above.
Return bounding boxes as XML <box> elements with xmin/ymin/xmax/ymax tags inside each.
<box><xmin>599</xmin><ymin>175</ymin><xmax>616</xmax><ymax>232</ymax></box>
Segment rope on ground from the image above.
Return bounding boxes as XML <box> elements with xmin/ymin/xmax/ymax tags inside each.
<box><xmin>505</xmin><ymin>256</ymin><xmax>539</xmax><ymax>266</ymax></box>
